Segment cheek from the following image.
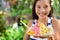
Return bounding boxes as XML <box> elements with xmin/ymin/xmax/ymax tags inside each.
<box><xmin>46</xmin><ymin>10</ymin><xmax>49</xmax><ymax>15</ymax></box>
<box><xmin>35</xmin><ymin>7</ymin><xmax>40</xmax><ymax>14</ymax></box>
<box><xmin>35</xmin><ymin>8</ymin><xmax>38</xmax><ymax>15</ymax></box>
<box><xmin>46</xmin><ymin>8</ymin><xmax>51</xmax><ymax>15</ymax></box>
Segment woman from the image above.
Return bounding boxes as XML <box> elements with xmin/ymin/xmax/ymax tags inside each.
<box><xmin>23</xmin><ymin>0</ymin><xmax>60</xmax><ymax>40</ymax></box>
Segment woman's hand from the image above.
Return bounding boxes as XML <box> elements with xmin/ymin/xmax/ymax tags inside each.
<box><xmin>34</xmin><ymin>34</ymin><xmax>53</xmax><ymax>38</ymax></box>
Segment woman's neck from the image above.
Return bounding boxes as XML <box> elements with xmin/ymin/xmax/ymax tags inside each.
<box><xmin>38</xmin><ymin>17</ymin><xmax>48</xmax><ymax>25</ymax></box>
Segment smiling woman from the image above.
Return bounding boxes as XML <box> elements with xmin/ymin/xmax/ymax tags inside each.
<box><xmin>23</xmin><ymin>0</ymin><xmax>60</xmax><ymax>40</ymax></box>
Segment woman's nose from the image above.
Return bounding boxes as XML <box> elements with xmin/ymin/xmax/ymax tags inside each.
<box><xmin>42</xmin><ymin>8</ymin><xmax>45</xmax><ymax>12</ymax></box>
<box><xmin>40</xmin><ymin>8</ymin><xmax>45</xmax><ymax>13</ymax></box>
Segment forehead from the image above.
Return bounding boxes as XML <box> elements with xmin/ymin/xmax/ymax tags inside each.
<box><xmin>36</xmin><ymin>0</ymin><xmax>50</xmax><ymax>6</ymax></box>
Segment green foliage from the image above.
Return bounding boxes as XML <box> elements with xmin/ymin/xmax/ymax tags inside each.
<box><xmin>0</xmin><ymin>11</ymin><xmax>28</xmax><ymax>40</ymax></box>
<box><xmin>0</xmin><ymin>12</ymin><xmax>6</xmax><ymax>33</ymax></box>
<box><xmin>0</xmin><ymin>26</ymin><xmax>26</xmax><ymax>40</ymax></box>
<box><xmin>5</xmin><ymin>28</ymin><xmax>20</xmax><ymax>40</ymax></box>
<box><xmin>53</xmin><ymin>0</ymin><xmax>60</xmax><ymax>16</ymax></box>
<box><xmin>22</xmin><ymin>9</ymin><xmax>32</xmax><ymax>14</ymax></box>
<box><xmin>22</xmin><ymin>16</ymin><xmax>28</xmax><ymax>25</ymax></box>
<box><xmin>18</xmin><ymin>26</ymin><xmax>26</xmax><ymax>39</ymax></box>
<box><xmin>9</xmin><ymin>0</ymin><xmax>33</xmax><ymax>17</ymax></box>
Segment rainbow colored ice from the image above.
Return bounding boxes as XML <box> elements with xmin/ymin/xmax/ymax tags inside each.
<box><xmin>27</xmin><ymin>22</ymin><xmax>53</xmax><ymax>36</ymax></box>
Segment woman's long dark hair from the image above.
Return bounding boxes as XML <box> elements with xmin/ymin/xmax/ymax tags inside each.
<box><xmin>32</xmin><ymin>0</ymin><xmax>53</xmax><ymax>20</ymax></box>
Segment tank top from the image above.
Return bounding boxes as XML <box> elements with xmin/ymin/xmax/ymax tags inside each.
<box><xmin>30</xmin><ymin>17</ymin><xmax>53</xmax><ymax>40</ymax></box>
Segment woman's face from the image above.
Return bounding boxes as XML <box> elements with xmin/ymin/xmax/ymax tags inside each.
<box><xmin>35</xmin><ymin>0</ymin><xmax>51</xmax><ymax>19</ymax></box>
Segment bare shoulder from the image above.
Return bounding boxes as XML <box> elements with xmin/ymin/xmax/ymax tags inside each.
<box><xmin>52</xmin><ymin>18</ymin><xmax>60</xmax><ymax>28</ymax></box>
<box><xmin>28</xmin><ymin>19</ymin><xmax>34</xmax><ymax>27</ymax></box>
<box><xmin>52</xmin><ymin>18</ymin><xmax>60</xmax><ymax>24</ymax></box>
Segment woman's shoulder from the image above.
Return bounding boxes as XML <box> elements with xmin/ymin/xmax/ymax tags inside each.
<box><xmin>52</xmin><ymin>18</ymin><xmax>60</xmax><ymax>23</ymax></box>
<box><xmin>28</xmin><ymin>19</ymin><xmax>34</xmax><ymax>27</ymax></box>
<box><xmin>52</xmin><ymin>18</ymin><xmax>60</xmax><ymax>27</ymax></box>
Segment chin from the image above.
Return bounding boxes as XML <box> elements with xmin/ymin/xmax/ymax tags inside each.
<box><xmin>39</xmin><ymin>16</ymin><xmax>47</xmax><ymax>19</ymax></box>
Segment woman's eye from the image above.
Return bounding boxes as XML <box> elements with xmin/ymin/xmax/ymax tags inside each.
<box><xmin>37</xmin><ymin>6</ymin><xmax>41</xmax><ymax>8</ymax></box>
<box><xmin>44</xmin><ymin>5</ymin><xmax>48</xmax><ymax>8</ymax></box>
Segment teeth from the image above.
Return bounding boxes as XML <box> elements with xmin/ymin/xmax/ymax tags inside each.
<box><xmin>38</xmin><ymin>13</ymin><xmax>46</xmax><ymax>15</ymax></box>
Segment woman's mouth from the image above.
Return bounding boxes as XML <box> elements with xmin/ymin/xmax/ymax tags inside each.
<box><xmin>39</xmin><ymin>13</ymin><xmax>47</xmax><ymax>15</ymax></box>
<box><xmin>38</xmin><ymin>13</ymin><xmax>45</xmax><ymax>16</ymax></box>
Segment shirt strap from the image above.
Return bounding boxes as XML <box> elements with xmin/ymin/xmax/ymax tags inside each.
<box><xmin>47</xmin><ymin>17</ymin><xmax>52</xmax><ymax>27</ymax></box>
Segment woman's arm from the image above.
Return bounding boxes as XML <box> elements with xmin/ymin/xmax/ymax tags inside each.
<box><xmin>23</xmin><ymin>29</ymin><xmax>30</xmax><ymax>40</ymax></box>
<box><xmin>23</xmin><ymin>20</ymin><xmax>33</xmax><ymax>40</ymax></box>
<box><xmin>52</xmin><ymin>18</ymin><xmax>60</xmax><ymax>40</ymax></box>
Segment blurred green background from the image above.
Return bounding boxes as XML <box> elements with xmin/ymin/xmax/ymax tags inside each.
<box><xmin>0</xmin><ymin>0</ymin><xmax>60</xmax><ymax>40</ymax></box>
